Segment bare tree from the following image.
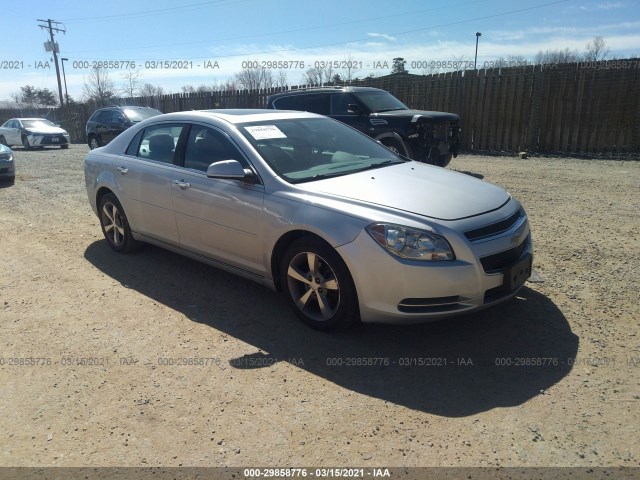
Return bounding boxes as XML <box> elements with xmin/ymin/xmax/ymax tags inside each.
<box><xmin>121</xmin><ymin>70</ymin><xmax>142</xmax><ymax>97</ymax></box>
<box><xmin>275</xmin><ymin>70</ymin><xmax>288</xmax><ymax>89</ymax></box>
<box><xmin>534</xmin><ymin>48</ymin><xmax>582</xmax><ymax>65</ymax></box>
<box><xmin>302</xmin><ymin>67</ymin><xmax>323</xmax><ymax>86</ymax></box>
<box><xmin>83</xmin><ymin>67</ymin><xmax>116</xmax><ymax>106</ymax></box>
<box><xmin>234</xmin><ymin>67</ymin><xmax>274</xmax><ymax>90</ymax></box>
<box><xmin>9</xmin><ymin>92</ymin><xmax>22</xmax><ymax>106</ymax></box>
<box><xmin>139</xmin><ymin>83</ymin><xmax>164</xmax><ymax>96</ymax></box>
<box><xmin>585</xmin><ymin>35</ymin><xmax>610</xmax><ymax>61</ymax></box>
<box><xmin>343</xmin><ymin>54</ymin><xmax>360</xmax><ymax>82</ymax></box>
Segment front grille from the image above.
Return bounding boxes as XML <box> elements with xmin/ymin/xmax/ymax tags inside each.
<box><xmin>480</xmin><ymin>238</ymin><xmax>528</xmax><ymax>274</ymax></box>
<box><xmin>465</xmin><ymin>210</ymin><xmax>523</xmax><ymax>242</ymax></box>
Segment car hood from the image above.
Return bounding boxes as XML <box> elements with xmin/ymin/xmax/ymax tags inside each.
<box><xmin>300</xmin><ymin>162</ymin><xmax>510</xmax><ymax>221</ymax></box>
<box><xmin>26</xmin><ymin>125</ymin><xmax>68</xmax><ymax>135</ymax></box>
<box><xmin>374</xmin><ymin>109</ymin><xmax>459</xmax><ymax>122</ymax></box>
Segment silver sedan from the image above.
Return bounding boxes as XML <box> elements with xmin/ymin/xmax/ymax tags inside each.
<box><xmin>84</xmin><ymin>110</ymin><xmax>532</xmax><ymax>329</ymax></box>
<box><xmin>0</xmin><ymin>144</ymin><xmax>15</xmax><ymax>182</ymax></box>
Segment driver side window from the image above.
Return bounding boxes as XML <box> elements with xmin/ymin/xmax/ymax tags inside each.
<box><xmin>184</xmin><ymin>126</ymin><xmax>243</xmax><ymax>172</ymax></box>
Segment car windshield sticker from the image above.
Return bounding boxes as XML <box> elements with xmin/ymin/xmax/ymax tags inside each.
<box><xmin>244</xmin><ymin>125</ymin><xmax>287</xmax><ymax>140</ymax></box>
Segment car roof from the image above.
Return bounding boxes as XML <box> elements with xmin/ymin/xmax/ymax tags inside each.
<box><xmin>268</xmin><ymin>86</ymin><xmax>381</xmax><ymax>99</ymax></box>
<box><xmin>12</xmin><ymin>118</ymin><xmax>50</xmax><ymax>121</ymax></box>
<box><xmin>155</xmin><ymin>109</ymin><xmax>323</xmax><ymax>124</ymax></box>
<box><xmin>96</xmin><ymin>105</ymin><xmax>158</xmax><ymax>110</ymax></box>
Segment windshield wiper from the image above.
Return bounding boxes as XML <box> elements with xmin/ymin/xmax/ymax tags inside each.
<box><xmin>354</xmin><ymin>160</ymin><xmax>398</xmax><ymax>172</ymax></box>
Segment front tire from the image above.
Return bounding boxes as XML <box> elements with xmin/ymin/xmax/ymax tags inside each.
<box><xmin>280</xmin><ymin>238</ymin><xmax>359</xmax><ymax>330</ymax></box>
<box><xmin>98</xmin><ymin>193</ymin><xmax>140</xmax><ymax>253</ymax></box>
<box><xmin>381</xmin><ymin>138</ymin><xmax>405</xmax><ymax>156</ymax></box>
<box><xmin>88</xmin><ymin>135</ymin><xmax>101</xmax><ymax>150</ymax></box>
<box><xmin>60</xmin><ymin>144</ymin><xmax>69</xmax><ymax>149</ymax></box>
<box><xmin>22</xmin><ymin>136</ymin><xmax>31</xmax><ymax>150</ymax></box>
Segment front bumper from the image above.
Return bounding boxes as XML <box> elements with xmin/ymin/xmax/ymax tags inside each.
<box><xmin>27</xmin><ymin>133</ymin><xmax>70</xmax><ymax>147</ymax></box>
<box><xmin>0</xmin><ymin>160</ymin><xmax>15</xmax><ymax>179</ymax></box>
<box><xmin>337</xmin><ymin>214</ymin><xmax>532</xmax><ymax>323</ymax></box>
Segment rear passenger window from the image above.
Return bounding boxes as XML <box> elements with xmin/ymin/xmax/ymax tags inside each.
<box><xmin>136</xmin><ymin>124</ymin><xmax>184</xmax><ymax>163</ymax></box>
<box><xmin>125</xmin><ymin>130</ymin><xmax>143</xmax><ymax>156</ymax></box>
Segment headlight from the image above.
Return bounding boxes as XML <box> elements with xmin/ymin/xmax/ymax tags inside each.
<box><xmin>366</xmin><ymin>223</ymin><xmax>455</xmax><ymax>261</ymax></box>
<box><xmin>0</xmin><ymin>152</ymin><xmax>13</xmax><ymax>161</ymax></box>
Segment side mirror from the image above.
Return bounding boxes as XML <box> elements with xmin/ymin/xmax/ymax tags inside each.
<box><xmin>347</xmin><ymin>103</ymin><xmax>363</xmax><ymax>115</ymax></box>
<box><xmin>206</xmin><ymin>160</ymin><xmax>256</xmax><ymax>182</ymax></box>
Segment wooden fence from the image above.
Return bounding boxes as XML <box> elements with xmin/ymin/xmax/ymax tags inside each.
<box><xmin>2</xmin><ymin>60</ymin><xmax>639</xmax><ymax>156</ymax></box>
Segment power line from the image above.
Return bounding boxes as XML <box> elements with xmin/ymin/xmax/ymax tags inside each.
<box><xmin>67</xmin><ymin>0</ymin><xmax>572</xmax><ymax>62</ymax></box>
<box><xmin>62</xmin><ymin>0</ymin><xmax>253</xmax><ymax>24</ymax></box>
<box><xmin>63</xmin><ymin>0</ymin><xmax>492</xmax><ymax>55</ymax></box>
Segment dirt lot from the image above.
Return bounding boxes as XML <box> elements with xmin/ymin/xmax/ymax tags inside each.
<box><xmin>0</xmin><ymin>145</ymin><xmax>639</xmax><ymax>470</ymax></box>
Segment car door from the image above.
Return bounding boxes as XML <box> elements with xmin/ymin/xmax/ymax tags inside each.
<box><xmin>114</xmin><ymin>123</ymin><xmax>186</xmax><ymax>245</ymax></box>
<box><xmin>6</xmin><ymin>120</ymin><xmax>22</xmax><ymax>146</ymax></box>
<box><xmin>171</xmin><ymin>124</ymin><xmax>266</xmax><ymax>276</ymax></box>
<box><xmin>330</xmin><ymin>93</ymin><xmax>374</xmax><ymax>136</ymax></box>
<box><xmin>96</xmin><ymin>110</ymin><xmax>120</xmax><ymax>145</ymax></box>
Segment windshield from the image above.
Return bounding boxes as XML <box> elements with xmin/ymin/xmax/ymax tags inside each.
<box><xmin>240</xmin><ymin>117</ymin><xmax>404</xmax><ymax>183</ymax></box>
<box><xmin>22</xmin><ymin>119</ymin><xmax>57</xmax><ymax>129</ymax></box>
<box><xmin>353</xmin><ymin>91</ymin><xmax>409</xmax><ymax>113</ymax></box>
<box><xmin>123</xmin><ymin>108</ymin><xmax>162</xmax><ymax>122</ymax></box>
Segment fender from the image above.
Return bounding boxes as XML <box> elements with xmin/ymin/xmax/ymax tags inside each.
<box><xmin>374</xmin><ymin>132</ymin><xmax>410</xmax><ymax>157</ymax></box>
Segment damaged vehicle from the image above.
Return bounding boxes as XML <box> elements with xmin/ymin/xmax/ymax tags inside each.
<box><xmin>267</xmin><ymin>86</ymin><xmax>460</xmax><ymax>167</ymax></box>
<box><xmin>0</xmin><ymin>118</ymin><xmax>70</xmax><ymax>149</ymax></box>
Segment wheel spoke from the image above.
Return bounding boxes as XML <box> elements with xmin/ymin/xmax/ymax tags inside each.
<box><xmin>295</xmin><ymin>289</ymin><xmax>313</xmax><ymax>310</ymax></box>
<box><xmin>287</xmin><ymin>265</ymin><xmax>311</xmax><ymax>285</ymax></box>
<box><xmin>320</xmin><ymin>278</ymin><xmax>338</xmax><ymax>290</ymax></box>
<box><xmin>316</xmin><ymin>293</ymin><xmax>334</xmax><ymax>320</ymax></box>
<box><xmin>306</xmin><ymin>252</ymin><xmax>319</xmax><ymax>277</ymax></box>
<box><xmin>102</xmin><ymin>204</ymin><xmax>114</xmax><ymax>224</ymax></box>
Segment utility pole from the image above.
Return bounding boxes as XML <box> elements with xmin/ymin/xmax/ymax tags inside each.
<box><xmin>37</xmin><ymin>19</ymin><xmax>66</xmax><ymax>107</ymax></box>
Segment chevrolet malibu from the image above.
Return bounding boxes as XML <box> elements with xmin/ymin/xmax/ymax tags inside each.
<box><xmin>84</xmin><ymin>110</ymin><xmax>532</xmax><ymax>330</ymax></box>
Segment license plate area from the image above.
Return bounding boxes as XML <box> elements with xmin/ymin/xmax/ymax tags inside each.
<box><xmin>51</xmin><ymin>137</ymin><xmax>59</xmax><ymax>143</ymax></box>
<box><xmin>505</xmin><ymin>254</ymin><xmax>532</xmax><ymax>290</ymax></box>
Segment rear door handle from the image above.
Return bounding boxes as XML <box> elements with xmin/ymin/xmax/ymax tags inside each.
<box><xmin>116</xmin><ymin>166</ymin><xmax>128</xmax><ymax>174</ymax></box>
<box><xmin>173</xmin><ymin>179</ymin><xmax>191</xmax><ymax>190</ymax></box>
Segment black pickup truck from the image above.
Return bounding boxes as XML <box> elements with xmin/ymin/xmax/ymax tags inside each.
<box><xmin>266</xmin><ymin>86</ymin><xmax>460</xmax><ymax>167</ymax></box>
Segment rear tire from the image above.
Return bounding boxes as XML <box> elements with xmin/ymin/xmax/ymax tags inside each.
<box><xmin>98</xmin><ymin>193</ymin><xmax>140</xmax><ymax>253</ymax></box>
<box><xmin>280</xmin><ymin>237</ymin><xmax>359</xmax><ymax>330</ymax></box>
<box><xmin>0</xmin><ymin>136</ymin><xmax>7</xmax><ymax>146</ymax></box>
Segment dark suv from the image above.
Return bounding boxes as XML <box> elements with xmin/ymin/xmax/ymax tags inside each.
<box><xmin>86</xmin><ymin>105</ymin><xmax>162</xmax><ymax>149</ymax></box>
<box><xmin>267</xmin><ymin>87</ymin><xmax>460</xmax><ymax>167</ymax></box>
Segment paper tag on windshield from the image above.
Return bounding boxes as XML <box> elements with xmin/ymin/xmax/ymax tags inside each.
<box><xmin>245</xmin><ymin>125</ymin><xmax>287</xmax><ymax>140</ymax></box>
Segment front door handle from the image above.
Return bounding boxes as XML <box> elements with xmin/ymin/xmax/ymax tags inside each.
<box><xmin>116</xmin><ymin>166</ymin><xmax>128</xmax><ymax>174</ymax></box>
<box><xmin>173</xmin><ymin>179</ymin><xmax>191</xmax><ymax>190</ymax></box>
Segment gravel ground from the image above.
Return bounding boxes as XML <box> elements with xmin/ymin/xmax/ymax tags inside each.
<box><xmin>0</xmin><ymin>145</ymin><xmax>639</xmax><ymax>470</ymax></box>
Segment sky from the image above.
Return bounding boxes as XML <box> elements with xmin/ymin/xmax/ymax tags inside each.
<box><xmin>1</xmin><ymin>0</ymin><xmax>639</xmax><ymax>102</ymax></box>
